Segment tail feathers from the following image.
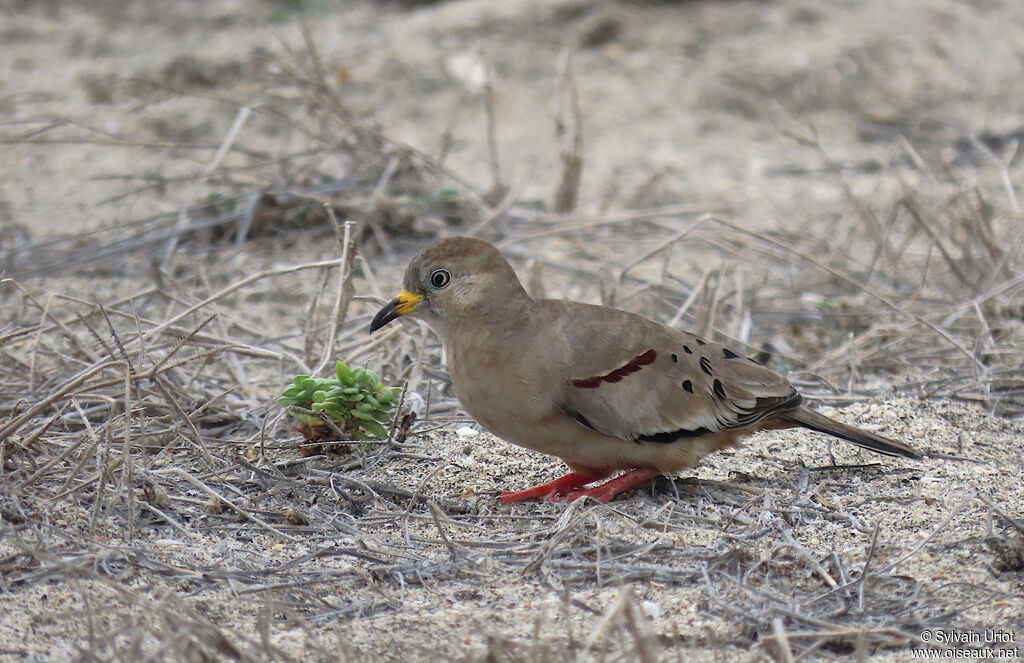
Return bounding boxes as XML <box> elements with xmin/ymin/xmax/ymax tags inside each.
<box><xmin>780</xmin><ymin>406</ymin><xmax>922</xmax><ymax>459</ymax></box>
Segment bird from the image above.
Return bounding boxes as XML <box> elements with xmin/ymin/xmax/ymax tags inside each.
<box><xmin>369</xmin><ymin>237</ymin><xmax>921</xmax><ymax>503</ymax></box>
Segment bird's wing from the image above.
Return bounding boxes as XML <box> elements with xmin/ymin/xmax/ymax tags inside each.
<box><xmin>549</xmin><ymin>301</ymin><xmax>800</xmax><ymax>443</ymax></box>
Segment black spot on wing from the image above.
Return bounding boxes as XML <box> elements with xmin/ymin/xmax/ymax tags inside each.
<box><xmin>671</xmin><ymin>353</ymin><xmax>678</xmax><ymax>363</ymax></box>
<box><xmin>683</xmin><ymin>345</ymin><xmax>693</xmax><ymax>354</ymax></box>
<box><xmin>723</xmin><ymin>348</ymin><xmax>740</xmax><ymax>359</ymax></box>
<box><xmin>637</xmin><ymin>426</ymin><xmax>713</xmax><ymax>444</ymax></box>
<box><xmin>681</xmin><ymin>380</ymin><xmax>693</xmax><ymax>393</ymax></box>
<box><xmin>573</xmin><ymin>411</ymin><xmax>597</xmax><ymax>431</ymax></box>
<box><xmin>699</xmin><ymin>357</ymin><xmax>713</xmax><ymax>375</ymax></box>
<box><xmin>712</xmin><ymin>378</ymin><xmax>726</xmax><ymax>399</ymax></box>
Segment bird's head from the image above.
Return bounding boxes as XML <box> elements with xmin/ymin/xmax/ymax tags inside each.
<box><xmin>369</xmin><ymin>237</ymin><xmax>531</xmax><ymax>336</ymax></box>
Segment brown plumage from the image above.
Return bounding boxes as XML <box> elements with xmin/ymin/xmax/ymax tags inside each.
<box><xmin>369</xmin><ymin>237</ymin><xmax>921</xmax><ymax>503</ymax></box>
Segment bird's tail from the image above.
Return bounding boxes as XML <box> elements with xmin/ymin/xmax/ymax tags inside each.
<box><xmin>778</xmin><ymin>406</ymin><xmax>922</xmax><ymax>459</ymax></box>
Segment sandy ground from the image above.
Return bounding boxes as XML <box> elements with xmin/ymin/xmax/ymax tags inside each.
<box><xmin>2</xmin><ymin>0</ymin><xmax>1024</xmax><ymax>661</ymax></box>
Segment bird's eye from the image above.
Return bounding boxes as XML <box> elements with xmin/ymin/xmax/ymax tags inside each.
<box><xmin>430</xmin><ymin>269</ymin><xmax>451</xmax><ymax>289</ymax></box>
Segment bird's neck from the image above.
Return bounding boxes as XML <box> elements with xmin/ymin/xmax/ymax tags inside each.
<box><xmin>442</xmin><ymin>291</ymin><xmax>536</xmax><ymax>346</ymax></box>
<box><xmin>442</xmin><ymin>293</ymin><xmax>538</xmax><ymax>404</ymax></box>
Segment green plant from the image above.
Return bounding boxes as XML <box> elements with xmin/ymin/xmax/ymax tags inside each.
<box><xmin>204</xmin><ymin>191</ymin><xmax>236</xmax><ymax>215</ymax></box>
<box><xmin>279</xmin><ymin>361</ymin><xmax>400</xmax><ymax>440</ymax></box>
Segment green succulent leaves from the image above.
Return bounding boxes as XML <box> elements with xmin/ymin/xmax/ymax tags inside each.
<box><xmin>279</xmin><ymin>361</ymin><xmax>400</xmax><ymax>440</ymax></box>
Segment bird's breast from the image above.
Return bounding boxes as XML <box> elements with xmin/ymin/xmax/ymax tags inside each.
<box><xmin>446</xmin><ymin>330</ymin><xmax>558</xmax><ymax>445</ymax></box>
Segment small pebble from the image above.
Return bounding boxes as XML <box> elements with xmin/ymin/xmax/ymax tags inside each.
<box><xmin>641</xmin><ymin>600</ymin><xmax>662</xmax><ymax>619</ymax></box>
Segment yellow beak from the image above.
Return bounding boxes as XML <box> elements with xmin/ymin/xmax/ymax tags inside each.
<box><xmin>369</xmin><ymin>290</ymin><xmax>421</xmax><ymax>333</ymax></box>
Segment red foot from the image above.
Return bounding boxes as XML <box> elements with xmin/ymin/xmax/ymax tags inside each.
<box><xmin>499</xmin><ymin>471</ymin><xmax>607</xmax><ymax>504</ymax></box>
<box><xmin>499</xmin><ymin>468</ymin><xmax>662</xmax><ymax>504</ymax></box>
<box><xmin>548</xmin><ymin>468</ymin><xmax>662</xmax><ymax>503</ymax></box>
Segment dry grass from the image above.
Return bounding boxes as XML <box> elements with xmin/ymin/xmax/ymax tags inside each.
<box><xmin>2</xmin><ymin>2</ymin><xmax>1024</xmax><ymax>661</ymax></box>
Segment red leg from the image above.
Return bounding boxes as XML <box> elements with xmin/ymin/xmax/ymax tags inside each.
<box><xmin>499</xmin><ymin>471</ymin><xmax>608</xmax><ymax>504</ymax></box>
<box><xmin>549</xmin><ymin>468</ymin><xmax>662</xmax><ymax>503</ymax></box>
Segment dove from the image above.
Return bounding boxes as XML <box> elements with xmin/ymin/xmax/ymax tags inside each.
<box><xmin>369</xmin><ymin>237</ymin><xmax>920</xmax><ymax>503</ymax></box>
